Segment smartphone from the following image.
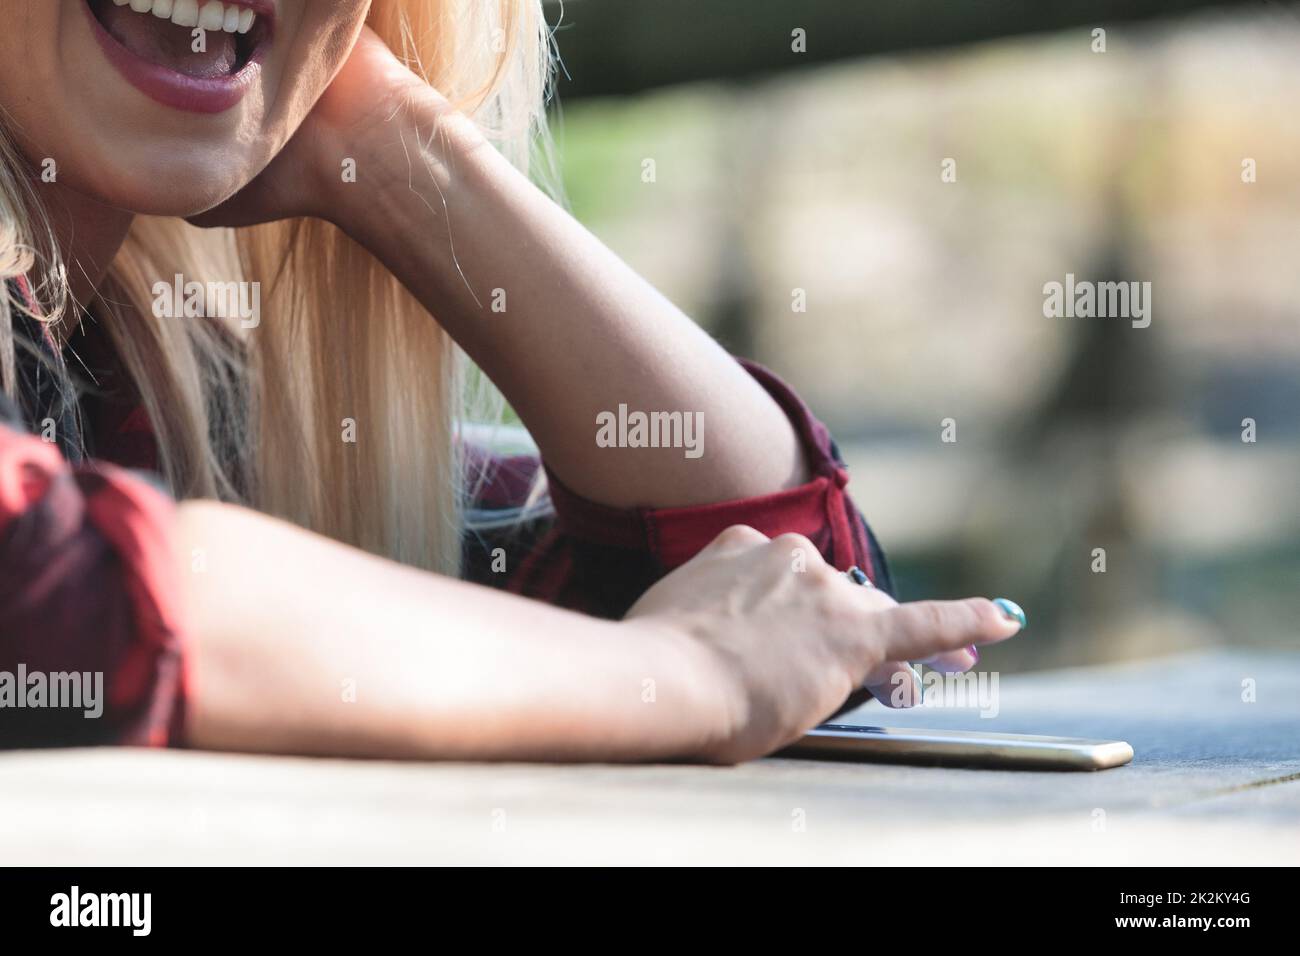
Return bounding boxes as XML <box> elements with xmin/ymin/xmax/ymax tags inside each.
<box><xmin>780</xmin><ymin>723</ymin><xmax>1134</xmax><ymax>771</ymax></box>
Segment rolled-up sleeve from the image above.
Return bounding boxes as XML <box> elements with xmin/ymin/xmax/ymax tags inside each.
<box><xmin>465</xmin><ymin>359</ymin><xmax>894</xmax><ymax>619</ymax></box>
<box><xmin>0</xmin><ymin>420</ymin><xmax>188</xmax><ymax>749</ymax></box>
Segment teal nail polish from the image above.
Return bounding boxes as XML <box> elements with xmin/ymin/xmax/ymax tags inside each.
<box><xmin>993</xmin><ymin>598</ymin><xmax>1026</xmax><ymax>630</ymax></box>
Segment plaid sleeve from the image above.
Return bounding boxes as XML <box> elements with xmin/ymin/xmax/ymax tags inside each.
<box><xmin>0</xmin><ymin>412</ymin><xmax>189</xmax><ymax>748</ymax></box>
<box><xmin>464</xmin><ymin>359</ymin><xmax>894</xmax><ymax>619</ymax></box>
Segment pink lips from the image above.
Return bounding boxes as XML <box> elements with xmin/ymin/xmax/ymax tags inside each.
<box><xmin>83</xmin><ymin>2</ymin><xmax>271</xmax><ymax>114</ymax></box>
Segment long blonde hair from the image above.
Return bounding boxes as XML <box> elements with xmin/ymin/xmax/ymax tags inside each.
<box><xmin>0</xmin><ymin>0</ymin><xmax>552</xmax><ymax>576</ymax></box>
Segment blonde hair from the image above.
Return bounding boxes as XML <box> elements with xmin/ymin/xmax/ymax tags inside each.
<box><xmin>0</xmin><ymin>0</ymin><xmax>553</xmax><ymax>576</ymax></box>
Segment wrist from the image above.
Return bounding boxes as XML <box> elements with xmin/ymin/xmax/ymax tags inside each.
<box><xmin>620</xmin><ymin>616</ymin><xmax>740</xmax><ymax>763</ymax></box>
<box><xmin>319</xmin><ymin>85</ymin><xmax>482</xmax><ymax>239</ymax></box>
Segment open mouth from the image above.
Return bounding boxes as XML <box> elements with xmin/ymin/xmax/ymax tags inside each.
<box><xmin>87</xmin><ymin>0</ymin><xmax>272</xmax><ymax>79</ymax></box>
<box><xmin>83</xmin><ymin>0</ymin><xmax>274</xmax><ymax>112</ymax></box>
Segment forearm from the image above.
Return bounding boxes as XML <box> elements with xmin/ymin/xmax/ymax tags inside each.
<box><xmin>334</xmin><ymin>96</ymin><xmax>809</xmax><ymax>508</ymax></box>
<box><xmin>177</xmin><ymin>501</ymin><xmax>721</xmax><ymax>761</ymax></box>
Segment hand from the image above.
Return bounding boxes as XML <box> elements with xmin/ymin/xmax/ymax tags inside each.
<box><xmin>188</xmin><ymin>26</ymin><xmax>447</xmax><ymax>229</ymax></box>
<box><xmin>623</xmin><ymin>525</ymin><xmax>1025</xmax><ymax>764</ymax></box>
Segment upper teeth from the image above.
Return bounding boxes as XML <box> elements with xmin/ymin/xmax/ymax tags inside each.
<box><xmin>112</xmin><ymin>0</ymin><xmax>258</xmax><ymax>35</ymax></box>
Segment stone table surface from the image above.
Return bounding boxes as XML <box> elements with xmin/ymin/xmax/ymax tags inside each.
<box><xmin>1</xmin><ymin>650</ymin><xmax>1296</xmax><ymax>865</ymax></box>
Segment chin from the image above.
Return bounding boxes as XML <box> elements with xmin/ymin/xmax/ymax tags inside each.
<box><xmin>64</xmin><ymin>151</ymin><xmax>250</xmax><ymax>218</ymax></box>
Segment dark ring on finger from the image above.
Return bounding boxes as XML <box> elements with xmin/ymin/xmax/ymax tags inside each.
<box><xmin>844</xmin><ymin>566</ymin><xmax>874</xmax><ymax>588</ymax></box>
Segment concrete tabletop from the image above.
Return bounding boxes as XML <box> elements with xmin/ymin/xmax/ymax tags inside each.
<box><xmin>1</xmin><ymin>650</ymin><xmax>1295</xmax><ymax>865</ymax></box>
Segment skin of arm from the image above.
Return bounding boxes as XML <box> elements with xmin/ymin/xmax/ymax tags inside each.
<box><xmin>178</xmin><ymin>500</ymin><xmax>727</xmax><ymax>761</ymax></box>
<box><xmin>331</xmin><ymin>105</ymin><xmax>810</xmax><ymax>509</ymax></box>
<box><xmin>178</xmin><ymin>503</ymin><xmax>1020</xmax><ymax>763</ymax></box>
<box><xmin>0</xmin><ymin>16</ymin><xmax>1020</xmax><ymax>763</ymax></box>
<box><xmin>196</xmin><ymin>30</ymin><xmax>809</xmax><ymax>510</ymax></box>
<box><xmin>174</xmin><ymin>32</ymin><xmax>1020</xmax><ymax>762</ymax></box>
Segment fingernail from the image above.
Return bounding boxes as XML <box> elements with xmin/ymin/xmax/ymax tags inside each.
<box><xmin>993</xmin><ymin>598</ymin><xmax>1026</xmax><ymax>630</ymax></box>
<box><xmin>966</xmin><ymin>644</ymin><xmax>980</xmax><ymax>665</ymax></box>
<box><xmin>909</xmin><ymin>665</ymin><xmax>924</xmax><ymax>706</ymax></box>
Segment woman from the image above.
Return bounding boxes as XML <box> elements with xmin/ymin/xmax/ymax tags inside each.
<box><xmin>0</xmin><ymin>0</ymin><xmax>1025</xmax><ymax>762</ymax></box>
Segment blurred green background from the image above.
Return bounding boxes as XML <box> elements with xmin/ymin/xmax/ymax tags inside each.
<box><xmin>542</xmin><ymin>0</ymin><xmax>1300</xmax><ymax>672</ymax></box>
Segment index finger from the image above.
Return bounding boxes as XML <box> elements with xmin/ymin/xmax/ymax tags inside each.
<box><xmin>874</xmin><ymin>598</ymin><xmax>1025</xmax><ymax>663</ymax></box>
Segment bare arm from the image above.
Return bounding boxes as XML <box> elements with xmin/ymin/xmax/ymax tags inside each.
<box><xmin>177</xmin><ymin>502</ymin><xmax>1022</xmax><ymax>764</ymax></box>
<box><xmin>330</xmin><ymin>92</ymin><xmax>808</xmax><ymax>509</ymax></box>
<box><xmin>195</xmin><ymin>31</ymin><xmax>809</xmax><ymax>510</ymax></box>
<box><xmin>178</xmin><ymin>500</ymin><xmax>723</xmax><ymax>761</ymax></box>
<box><xmin>174</xmin><ymin>34</ymin><xmax>1024</xmax><ymax>765</ymax></box>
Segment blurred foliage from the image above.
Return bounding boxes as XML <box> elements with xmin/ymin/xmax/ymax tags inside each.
<box><xmin>543</xmin><ymin>0</ymin><xmax>1268</xmax><ymax>99</ymax></box>
<box><xmin>546</xmin><ymin>6</ymin><xmax>1300</xmax><ymax>669</ymax></box>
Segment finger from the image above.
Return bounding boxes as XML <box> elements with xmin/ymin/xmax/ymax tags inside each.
<box><xmin>922</xmin><ymin>646</ymin><xmax>980</xmax><ymax>673</ymax></box>
<box><xmin>768</xmin><ymin>532</ymin><xmax>830</xmax><ymax>574</ymax></box>
<box><xmin>876</xmin><ymin>597</ymin><xmax>1025</xmax><ymax>663</ymax></box>
<box><xmin>863</xmin><ymin>660</ymin><xmax>924</xmax><ymax>709</ymax></box>
<box><xmin>835</xmin><ymin>569</ymin><xmax>898</xmax><ymax>612</ymax></box>
<box><xmin>827</xmin><ymin>686</ymin><xmax>874</xmax><ymax>719</ymax></box>
<box><xmin>700</xmin><ymin>524</ymin><xmax>770</xmax><ymax>556</ymax></box>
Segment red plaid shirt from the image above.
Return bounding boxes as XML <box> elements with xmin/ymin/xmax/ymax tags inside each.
<box><xmin>0</xmin><ymin>277</ymin><xmax>892</xmax><ymax>749</ymax></box>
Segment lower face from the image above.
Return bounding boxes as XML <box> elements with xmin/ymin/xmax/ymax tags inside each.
<box><xmin>0</xmin><ymin>0</ymin><xmax>370</xmax><ymax>216</ymax></box>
